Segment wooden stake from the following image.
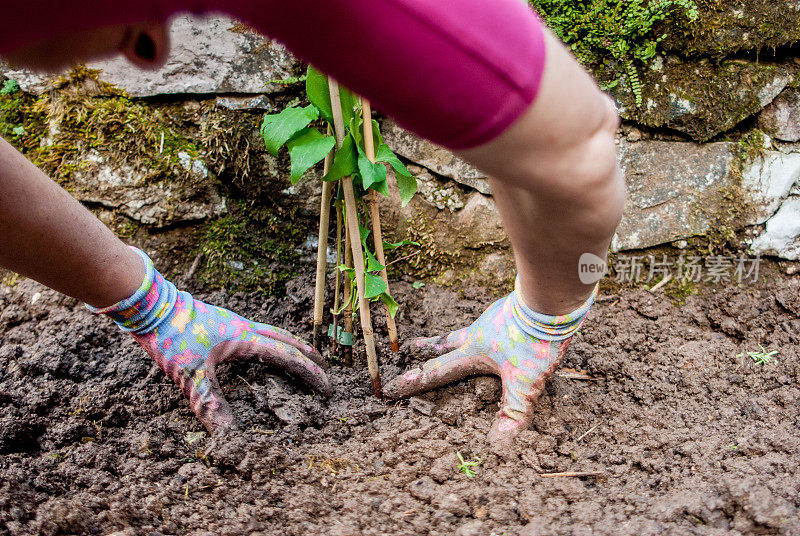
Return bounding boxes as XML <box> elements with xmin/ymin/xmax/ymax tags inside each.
<box><xmin>332</xmin><ymin>199</ymin><xmax>343</xmax><ymax>358</ymax></box>
<box><xmin>342</xmin><ymin>201</ymin><xmax>354</xmax><ymax>367</ymax></box>
<box><xmin>312</xmin><ymin>127</ymin><xmax>335</xmax><ymax>350</ymax></box>
<box><xmin>342</xmin><ymin>178</ymin><xmax>382</xmax><ymax>397</ymax></box>
<box><xmin>328</xmin><ymin>77</ymin><xmax>380</xmax><ymax>394</ymax></box>
<box><xmin>362</xmin><ymin>99</ymin><xmax>400</xmax><ymax>352</ymax></box>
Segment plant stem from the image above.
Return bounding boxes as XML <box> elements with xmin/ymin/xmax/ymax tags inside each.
<box><xmin>312</xmin><ymin>125</ymin><xmax>335</xmax><ymax>351</ymax></box>
<box><xmin>328</xmin><ymin>77</ymin><xmax>381</xmax><ymax>397</ymax></box>
<box><xmin>362</xmin><ymin>99</ymin><xmax>400</xmax><ymax>352</ymax></box>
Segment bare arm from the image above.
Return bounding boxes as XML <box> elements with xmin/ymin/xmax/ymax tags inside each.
<box><xmin>0</xmin><ymin>136</ymin><xmax>144</xmax><ymax>307</ymax></box>
<box><xmin>455</xmin><ymin>30</ymin><xmax>624</xmax><ymax>315</ymax></box>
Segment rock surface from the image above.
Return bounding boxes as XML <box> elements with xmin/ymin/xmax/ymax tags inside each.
<box><xmin>2</xmin><ymin>15</ymin><xmax>298</xmax><ymax>97</ymax></box>
<box><xmin>408</xmin><ymin>165</ymin><xmax>465</xmax><ymax>212</ymax></box>
<box><xmin>661</xmin><ymin>0</ymin><xmax>800</xmax><ymax>56</ymax></box>
<box><xmin>615</xmin><ymin>59</ymin><xmax>797</xmax><ymax>142</ymax></box>
<box><xmin>611</xmin><ymin>140</ymin><xmax>738</xmax><ymax>251</ymax></box>
<box><xmin>750</xmin><ymin>197</ymin><xmax>800</xmax><ymax>260</ymax></box>
<box><xmin>381</xmin><ymin>119</ymin><xmax>490</xmax><ymax>194</ymax></box>
<box><xmin>741</xmin><ymin>150</ymin><xmax>800</xmax><ymax>223</ymax></box>
<box><xmin>379</xmin><ymin>125</ymin><xmax>800</xmax><ymax>260</ymax></box>
<box><xmin>69</xmin><ymin>150</ymin><xmax>227</xmax><ymax>227</ymax></box>
<box><xmin>758</xmin><ymin>87</ymin><xmax>800</xmax><ymax>142</ymax></box>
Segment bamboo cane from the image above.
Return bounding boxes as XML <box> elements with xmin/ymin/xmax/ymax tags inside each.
<box><xmin>331</xmin><ymin>198</ymin><xmax>343</xmax><ymax>358</ymax></box>
<box><xmin>342</xmin><ymin>202</ymin><xmax>354</xmax><ymax>367</ymax></box>
<box><xmin>328</xmin><ymin>77</ymin><xmax>381</xmax><ymax>397</ymax></box>
<box><xmin>312</xmin><ymin>126</ymin><xmax>335</xmax><ymax>351</ymax></box>
<box><xmin>362</xmin><ymin>99</ymin><xmax>400</xmax><ymax>352</ymax></box>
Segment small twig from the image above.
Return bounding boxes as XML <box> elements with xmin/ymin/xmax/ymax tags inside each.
<box><xmin>521</xmin><ymin>454</ymin><xmax>544</xmax><ymax>473</ymax></box>
<box><xmin>237</xmin><ymin>375</ymin><xmax>256</xmax><ymax>396</ymax></box>
<box><xmin>576</xmin><ymin>424</ymin><xmax>599</xmax><ymax>442</ymax></box>
<box><xmin>386</xmin><ymin>249</ymin><xmax>422</xmax><ymax>267</ymax></box>
<box><xmin>648</xmin><ymin>273</ymin><xmax>673</xmax><ymax>293</ymax></box>
<box><xmin>555</xmin><ymin>367</ymin><xmax>597</xmax><ymax>381</ymax></box>
<box><xmin>538</xmin><ymin>471</ymin><xmax>603</xmax><ymax>478</ymax></box>
<box><xmin>180</xmin><ymin>252</ymin><xmax>203</xmax><ymax>285</ymax></box>
<box><xmin>159</xmin><ymin>132</ymin><xmax>165</xmax><ymax>154</ymax></box>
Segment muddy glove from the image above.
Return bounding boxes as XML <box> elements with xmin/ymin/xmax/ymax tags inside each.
<box><xmin>89</xmin><ymin>247</ymin><xmax>331</xmax><ymax>431</ymax></box>
<box><xmin>384</xmin><ymin>278</ymin><xmax>596</xmax><ymax>442</ymax></box>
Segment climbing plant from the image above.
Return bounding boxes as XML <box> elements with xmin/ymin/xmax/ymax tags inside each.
<box><xmin>530</xmin><ymin>0</ymin><xmax>699</xmax><ymax>105</ymax></box>
<box><xmin>260</xmin><ymin>66</ymin><xmax>418</xmax><ymax>320</ymax></box>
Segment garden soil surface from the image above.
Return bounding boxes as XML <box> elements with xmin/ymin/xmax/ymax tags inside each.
<box><xmin>1</xmin><ymin>270</ymin><xmax>799</xmax><ymax>535</ymax></box>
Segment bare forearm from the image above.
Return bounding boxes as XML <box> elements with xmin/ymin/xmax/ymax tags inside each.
<box><xmin>455</xmin><ymin>30</ymin><xmax>624</xmax><ymax>315</ymax></box>
<box><xmin>0</xmin><ymin>137</ymin><xmax>143</xmax><ymax>307</ymax></box>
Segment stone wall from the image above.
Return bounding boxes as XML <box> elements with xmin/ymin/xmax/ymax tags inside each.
<box><xmin>2</xmin><ymin>10</ymin><xmax>799</xmax><ymax>290</ymax></box>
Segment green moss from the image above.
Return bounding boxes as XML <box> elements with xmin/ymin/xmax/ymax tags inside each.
<box><xmin>661</xmin><ymin>0</ymin><xmax>800</xmax><ymax>57</ymax></box>
<box><xmin>0</xmin><ymin>81</ymin><xmax>47</xmax><ymax>153</ymax></box>
<box><xmin>689</xmin><ymin>180</ymin><xmax>751</xmax><ymax>256</ymax></box>
<box><xmin>737</xmin><ymin>129</ymin><xmax>769</xmax><ymax>163</ymax></box>
<box><xmin>0</xmin><ymin>270</ymin><xmax>21</xmax><ymax>287</ymax></box>
<box><xmin>530</xmin><ymin>0</ymin><xmax>699</xmax><ymax>105</ymax></box>
<box><xmin>663</xmin><ymin>276</ymin><xmax>697</xmax><ymax>305</ymax></box>
<box><xmin>389</xmin><ymin>213</ymin><xmax>459</xmax><ymax>280</ymax></box>
<box><xmin>197</xmin><ymin>200</ymin><xmax>310</xmax><ymax>296</ymax></box>
<box><xmin>1</xmin><ymin>68</ymin><xmax>206</xmax><ymax>189</ymax></box>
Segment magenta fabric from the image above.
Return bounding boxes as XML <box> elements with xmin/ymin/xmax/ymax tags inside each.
<box><xmin>0</xmin><ymin>0</ymin><xmax>546</xmax><ymax>150</ymax></box>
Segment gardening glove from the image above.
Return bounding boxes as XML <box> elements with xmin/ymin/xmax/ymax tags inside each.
<box><xmin>89</xmin><ymin>247</ymin><xmax>331</xmax><ymax>432</ymax></box>
<box><xmin>383</xmin><ymin>278</ymin><xmax>597</xmax><ymax>443</ymax></box>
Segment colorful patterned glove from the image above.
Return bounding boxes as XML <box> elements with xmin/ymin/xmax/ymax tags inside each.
<box><xmin>89</xmin><ymin>247</ymin><xmax>331</xmax><ymax>431</ymax></box>
<box><xmin>383</xmin><ymin>279</ymin><xmax>597</xmax><ymax>442</ymax></box>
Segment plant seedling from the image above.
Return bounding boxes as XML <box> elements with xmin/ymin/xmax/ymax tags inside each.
<box><xmin>737</xmin><ymin>344</ymin><xmax>778</xmax><ymax>366</ymax></box>
<box><xmin>456</xmin><ymin>451</ymin><xmax>482</xmax><ymax>478</ymax></box>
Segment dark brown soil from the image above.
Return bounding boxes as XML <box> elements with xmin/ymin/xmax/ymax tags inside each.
<box><xmin>1</xmin><ymin>271</ymin><xmax>799</xmax><ymax>535</ymax></box>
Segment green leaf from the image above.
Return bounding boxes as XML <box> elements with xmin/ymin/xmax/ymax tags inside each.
<box><xmin>371</xmin><ymin>120</ymin><xmax>384</xmax><ymax>148</ymax></box>
<box><xmin>306</xmin><ymin>66</ymin><xmax>333</xmax><ymax>123</ymax></box>
<box><xmin>286</xmin><ymin>128</ymin><xmax>336</xmax><ymax>184</ymax></box>
<box><xmin>375</xmin><ymin>144</ymin><xmax>413</xmax><ymax>177</ymax></box>
<box><xmin>383</xmin><ymin>239</ymin><xmax>420</xmax><ymax>251</ymax></box>
<box><xmin>371</xmin><ymin>179</ymin><xmax>390</xmax><ymax>198</ymax></box>
<box><xmin>364</xmin><ymin>273</ymin><xmax>388</xmax><ymax>299</ymax></box>
<box><xmin>358</xmin><ymin>221</ymin><xmax>371</xmax><ymax>248</ymax></box>
<box><xmin>337</xmin><ymin>89</ymin><xmax>359</xmax><ymax>131</ymax></box>
<box><xmin>307</xmin><ymin>66</ymin><xmax>358</xmax><ymax>126</ymax></box>
<box><xmin>395</xmin><ymin>172</ymin><xmax>418</xmax><ymax>207</ymax></box>
<box><xmin>322</xmin><ymin>133</ymin><xmax>358</xmax><ymax>181</ymax></box>
<box><xmin>349</xmin><ymin>115</ymin><xmax>363</xmax><ymax>148</ymax></box>
<box><xmin>380</xmin><ymin>292</ymin><xmax>399</xmax><ymax>318</ymax></box>
<box><xmin>357</xmin><ymin>146</ymin><xmax>387</xmax><ymax>192</ymax></box>
<box><xmin>333</xmin><ymin>264</ymin><xmax>358</xmax><ymax>315</ymax></box>
<box><xmin>336</xmin><ymin>264</ymin><xmax>355</xmax><ymax>279</ymax></box>
<box><xmin>375</xmin><ymin>144</ymin><xmax>418</xmax><ymax>205</ymax></box>
<box><xmin>366</xmin><ymin>249</ymin><xmax>385</xmax><ymax>273</ymax></box>
<box><xmin>349</xmin><ymin>116</ymin><xmax>384</xmax><ymax>152</ymax></box>
<box><xmin>260</xmin><ymin>105</ymin><xmax>319</xmax><ymax>156</ymax></box>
